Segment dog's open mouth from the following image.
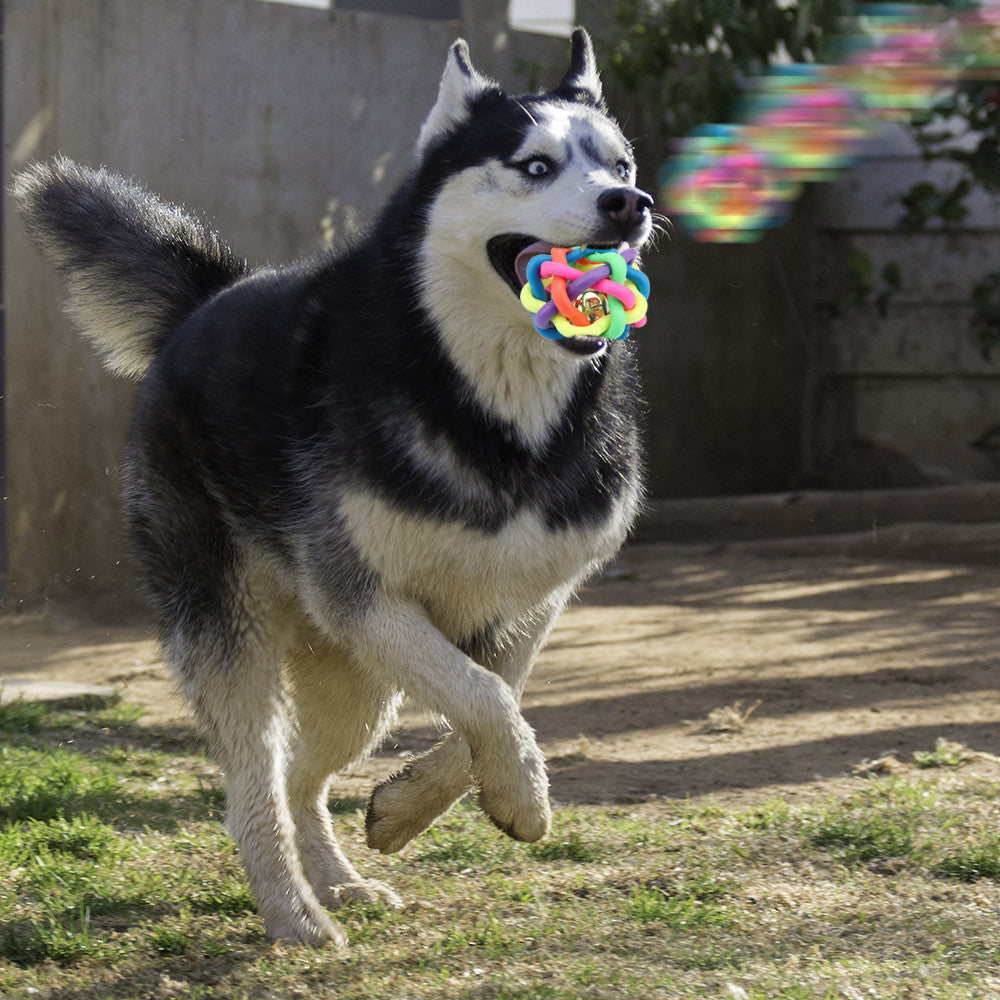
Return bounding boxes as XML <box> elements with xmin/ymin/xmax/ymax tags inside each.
<box><xmin>487</xmin><ymin>233</ymin><xmax>621</xmax><ymax>358</ymax></box>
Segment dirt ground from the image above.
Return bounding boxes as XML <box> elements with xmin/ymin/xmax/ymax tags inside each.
<box><xmin>3</xmin><ymin>488</ymin><xmax>1000</xmax><ymax>814</ymax></box>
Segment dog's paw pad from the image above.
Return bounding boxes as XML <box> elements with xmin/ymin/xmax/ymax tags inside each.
<box><xmin>365</xmin><ymin>769</ymin><xmax>465</xmax><ymax>854</ymax></box>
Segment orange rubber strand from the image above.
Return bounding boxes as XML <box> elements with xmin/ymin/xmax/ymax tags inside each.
<box><xmin>548</xmin><ymin>247</ymin><xmax>591</xmax><ymax>328</ymax></box>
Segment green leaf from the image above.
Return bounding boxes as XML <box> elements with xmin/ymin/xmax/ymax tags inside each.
<box><xmin>846</xmin><ymin>246</ymin><xmax>874</xmax><ymax>286</ymax></box>
<box><xmin>881</xmin><ymin>260</ymin><xmax>902</xmax><ymax>289</ymax></box>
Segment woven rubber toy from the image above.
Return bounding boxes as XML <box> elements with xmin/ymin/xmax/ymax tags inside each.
<box><xmin>520</xmin><ymin>246</ymin><xmax>650</xmax><ymax>341</ymax></box>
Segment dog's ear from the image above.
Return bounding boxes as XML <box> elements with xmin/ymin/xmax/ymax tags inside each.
<box><xmin>416</xmin><ymin>40</ymin><xmax>498</xmax><ymax>158</ymax></box>
<box><xmin>551</xmin><ymin>28</ymin><xmax>604</xmax><ymax>107</ymax></box>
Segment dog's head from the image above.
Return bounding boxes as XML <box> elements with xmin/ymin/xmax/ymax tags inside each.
<box><xmin>414</xmin><ymin>29</ymin><xmax>655</xmax><ymax>363</ymax></box>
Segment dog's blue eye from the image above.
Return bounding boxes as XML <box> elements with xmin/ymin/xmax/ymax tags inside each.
<box><xmin>523</xmin><ymin>159</ymin><xmax>551</xmax><ymax>177</ymax></box>
<box><xmin>614</xmin><ymin>161</ymin><xmax>631</xmax><ymax>180</ymax></box>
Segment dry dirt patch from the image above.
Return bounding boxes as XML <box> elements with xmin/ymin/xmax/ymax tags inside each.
<box><xmin>2</xmin><ymin>515</ymin><xmax>999</xmax><ymax>811</ymax></box>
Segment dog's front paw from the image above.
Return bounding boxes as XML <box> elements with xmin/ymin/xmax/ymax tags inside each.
<box><xmin>479</xmin><ymin>784</ymin><xmax>552</xmax><ymax>842</ymax></box>
<box><xmin>475</xmin><ymin>748</ymin><xmax>551</xmax><ymax>843</ymax></box>
<box><xmin>317</xmin><ymin>878</ymin><xmax>404</xmax><ymax>911</ymax></box>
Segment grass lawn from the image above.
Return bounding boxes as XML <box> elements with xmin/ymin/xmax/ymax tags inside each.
<box><xmin>1</xmin><ymin>697</ymin><xmax>999</xmax><ymax>999</ymax></box>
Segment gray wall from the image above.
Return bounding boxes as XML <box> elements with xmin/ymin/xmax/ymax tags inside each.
<box><xmin>813</xmin><ymin>126</ymin><xmax>1000</xmax><ymax>486</ymax></box>
<box><xmin>2</xmin><ymin>0</ymin><xmax>575</xmax><ymax>604</ymax></box>
<box><xmin>634</xmin><ymin>212</ymin><xmax>813</xmax><ymax>498</ymax></box>
<box><xmin>2</xmin><ymin>0</ymin><xmax>520</xmax><ymax>603</ymax></box>
<box><xmin>10</xmin><ymin>0</ymin><xmax>981</xmax><ymax>606</ymax></box>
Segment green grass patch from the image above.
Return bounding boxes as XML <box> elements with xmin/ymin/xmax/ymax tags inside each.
<box><xmin>934</xmin><ymin>841</ymin><xmax>1000</xmax><ymax>882</ymax></box>
<box><xmin>0</xmin><ymin>746</ymin><xmax>122</xmax><ymax>823</ymax></box>
<box><xmin>913</xmin><ymin>738</ymin><xmax>976</xmax><ymax>769</ymax></box>
<box><xmin>0</xmin><ymin>813</ymin><xmax>120</xmax><ymax>862</ymax></box>
<box><xmin>0</xmin><ymin>697</ymin><xmax>50</xmax><ymax>734</ymax></box>
<box><xmin>526</xmin><ymin>829</ymin><xmax>602</xmax><ymax>863</ymax></box>
<box><xmin>801</xmin><ymin>780</ymin><xmax>964</xmax><ymax>866</ymax></box>
<box><xmin>2</xmin><ymin>699</ymin><xmax>1000</xmax><ymax>999</ymax></box>
<box><xmin>806</xmin><ymin>802</ymin><xmax>919</xmax><ymax>862</ymax></box>
<box><xmin>626</xmin><ymin>873</ymin><xmax>734</xmax><ymax>930</ymax></box>
<box><xmin>735</xmin><ymin>796</ymin><xmax>793</xmax><ymax>831</ymax></box>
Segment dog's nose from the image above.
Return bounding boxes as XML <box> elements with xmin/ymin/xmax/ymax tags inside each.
<box><xmin>597</xmin><ymin>187</ymin><xmax>654</xmax><ymax>239</ymax></box>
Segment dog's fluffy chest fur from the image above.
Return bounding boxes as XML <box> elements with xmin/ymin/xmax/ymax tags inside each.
<box><xmin>339</xmin><ymin>483</ymin><xmax>637</xmax><ymax>641</ymax></box>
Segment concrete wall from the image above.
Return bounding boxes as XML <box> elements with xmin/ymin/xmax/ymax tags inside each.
<box><xmin>813</xmin><ymin>126</ymin><xmax>1000</xmax><ymax>486</ymax></box>
<box><xmin>3</xmin><ymin>0</ymin><xmax>569</xmax><ymax>604</ymax></box>
<box><xmin>629</xmin><ymin>124</ymin><xmax>1000</xmax><ymax>498</ymax></box>
<box><xmin>0</xmin><ymin>0</ymin><xmax>842</xmax><ymax>605</ymax></box>
<box><xmin>5</xmin><ymin>0</ymin><xmax>816</xmax><ymax>606</ymax></box>
<box><xmin>12</xmin><ymin>0</ymin><xmax>976</xmax><ymax>605</ymax></box>
<box><xmin>633</xmin><ymin>209</ymin><xmax>813</xmax><ymax>499</ymax></box>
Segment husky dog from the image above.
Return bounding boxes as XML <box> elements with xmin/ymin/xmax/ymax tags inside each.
<box><xmin>14</xmin><ymin>29</ymin><xmax>654</xmax><ymax>945</ymax></box>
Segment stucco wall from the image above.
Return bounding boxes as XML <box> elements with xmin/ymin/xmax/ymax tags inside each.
<box><xmin>3</xmin><ymin>0</ymin><xmax>575</xmax><ymax>605</ymax></box>
<box><xmin>633</xmin><ymin>217</ymin><xmax>813</xmax><ymax>498</ymax></box>
<box><xmin>9</xmin><ymin>0</ymin><xmax>946</xmax><ymax>605</ymax></box>
<box><xmin>4</xmin><ymin>0</ymin><xmax>463</xmax><ymax>603</ymax></box>
<box><xmin>814</xmin><ymin>125</ymin><xmax>1000</xmax><ymax>486</ymax></box>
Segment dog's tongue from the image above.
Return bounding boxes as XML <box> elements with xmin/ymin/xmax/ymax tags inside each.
<box><xmin>514</xmin><ymin>241</ymin><xmax>555</xmax><ymax>288</ymax></box>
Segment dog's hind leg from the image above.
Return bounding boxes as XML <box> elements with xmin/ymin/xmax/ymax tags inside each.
<box><xmin>364</xmin><ymin>606</ymin><xmax>560</xmax><ymax>853</ymax></box>
<box><xmin>284</xmin><ymin>635</ymin><xmax>403</xmax><ymax>911</ymax></box>
<box><xmin>365</xmin><ymin>732</ymin><xmax>473</xmax><ymax>854</ymax></box>
<box><xmin>168</xmin><ymin>604</ymin><xmax>346</xmax><ymax>947</ymax></box>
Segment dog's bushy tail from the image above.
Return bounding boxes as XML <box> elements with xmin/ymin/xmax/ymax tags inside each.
<box><xmin>12</xmin><ymin>156</ymin><xmax>247</xmax><ymax>378</ymax></box>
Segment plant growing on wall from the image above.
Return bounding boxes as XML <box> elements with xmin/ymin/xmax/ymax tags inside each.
<box><xmin>593</xmin><ymin>1</ymin><xmax>1000</xmax><ymax>358</ymax></box>
<box><xmin>592</xmin><ymin>0</ymin><xmax>851</xmax><ymax>154</ymax></box>
<box><xmin>892</xmin><ymin>77</ymin><xmax>1000</xmax><ymax>356</ymax></box>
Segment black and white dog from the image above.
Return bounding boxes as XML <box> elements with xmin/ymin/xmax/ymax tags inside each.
<box><xmin>14</xmin><ymin>29</ymin><xmax>654</xmax><ymax>945</ymax></box>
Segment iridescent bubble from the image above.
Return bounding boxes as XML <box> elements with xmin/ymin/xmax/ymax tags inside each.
<box><xmin>660</xmin><ymin>124</ymin><xmax>800</xmax><ymax>242</ymax></box>
<box><xmin>745</xmin><ymin>66</ymin><xmax>867</xmax><ymax>182</ymax></box>
<box><xmin>661</xmin><ymin>1</ymin><xmax>1000</xmax><ymax>243</ymax></box>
